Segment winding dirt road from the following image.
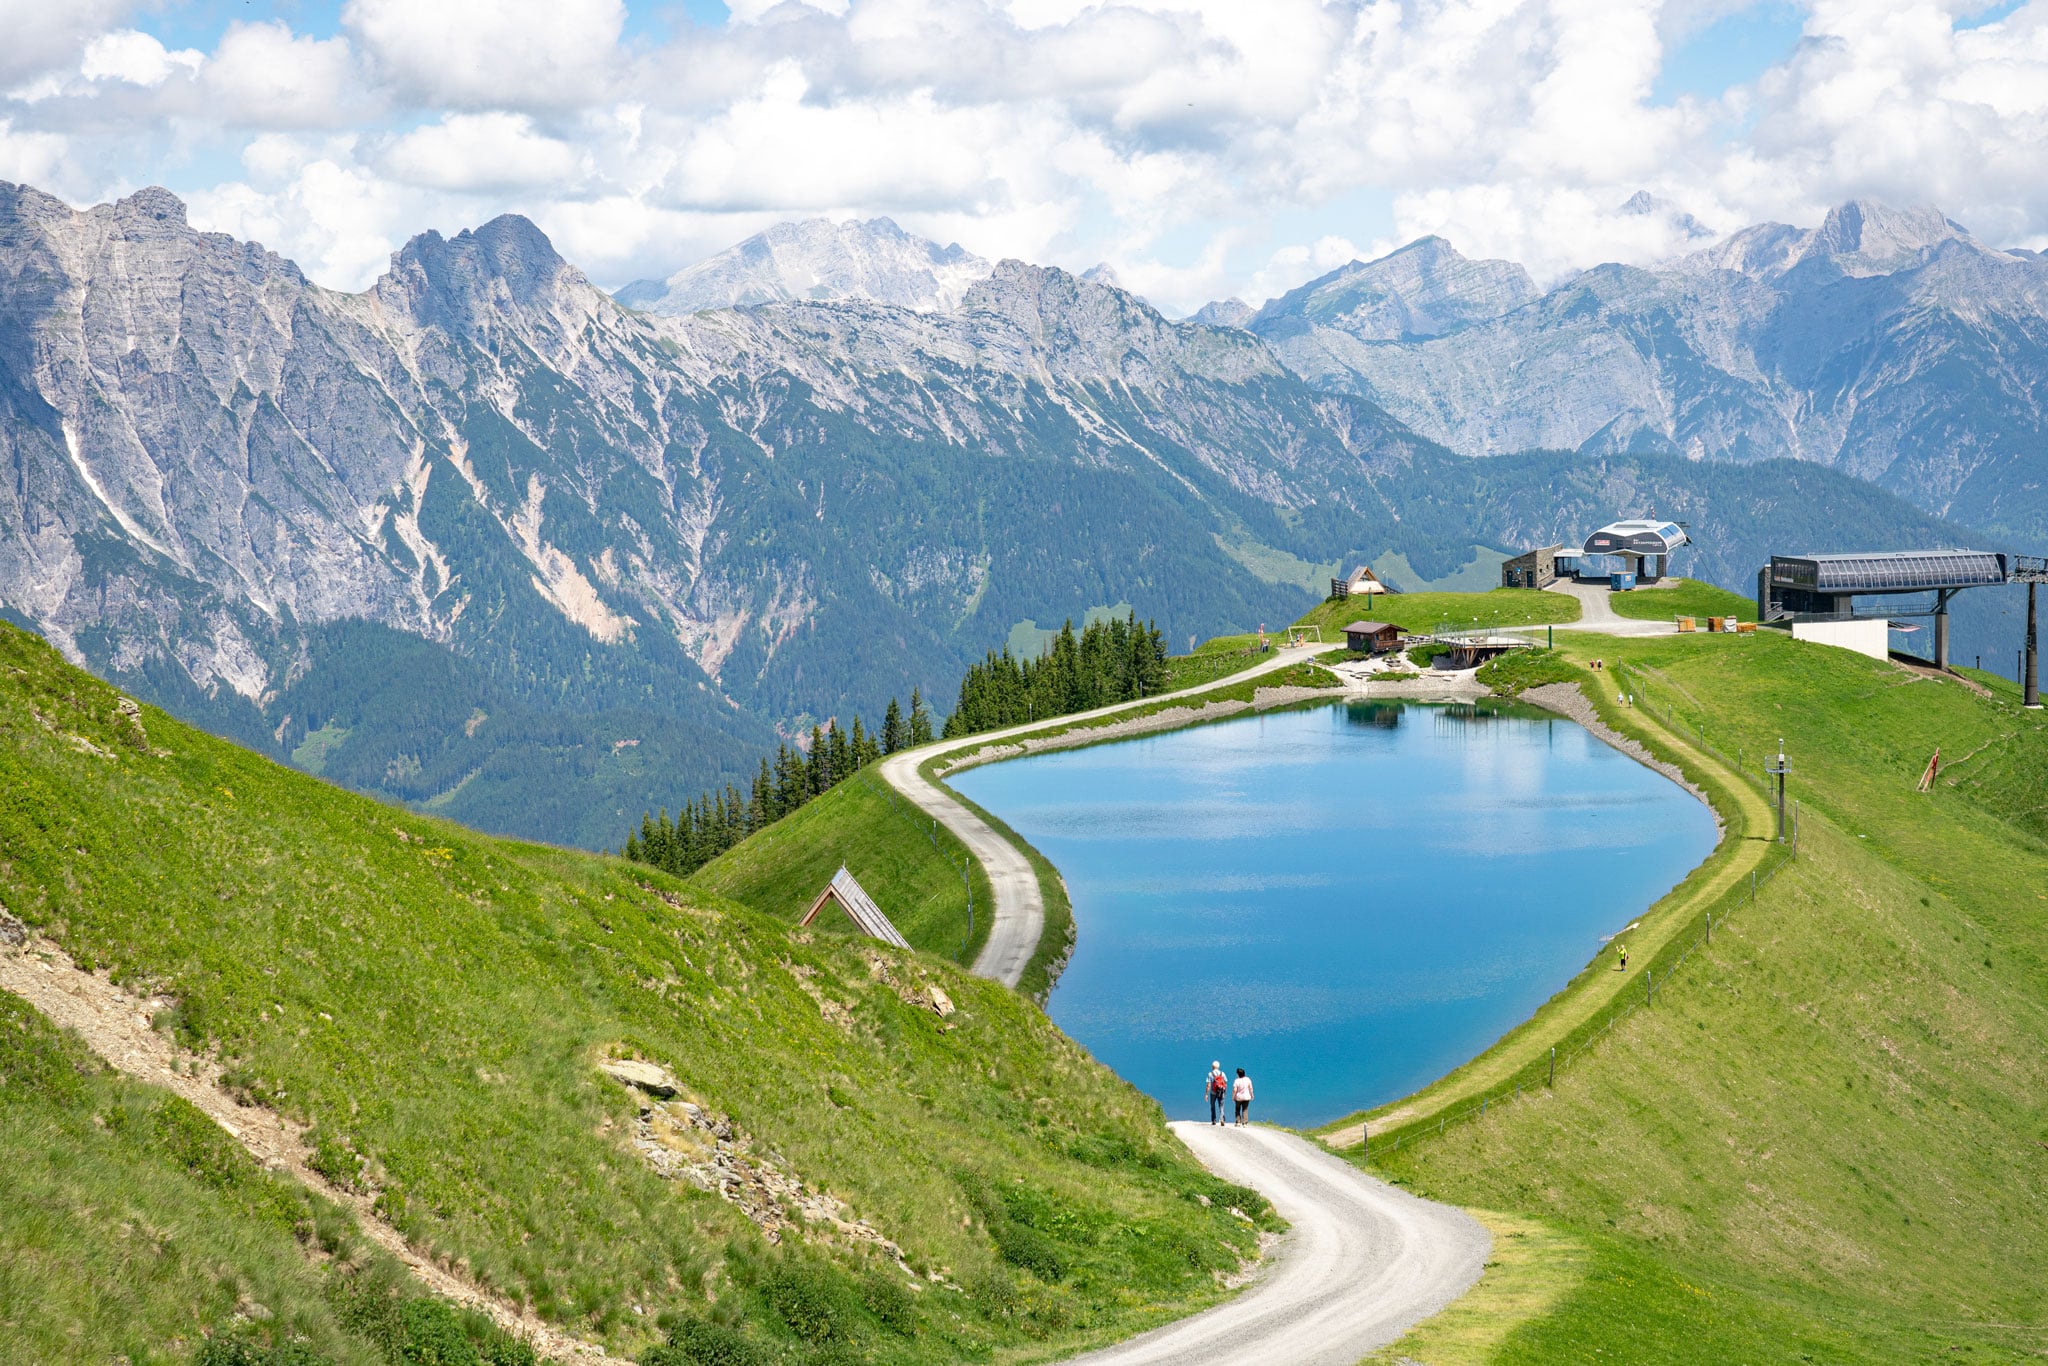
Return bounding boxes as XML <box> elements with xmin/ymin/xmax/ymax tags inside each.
<box><xmin>1067</xmin><ymin>1124</ymin><xmax>1489</xmax><ymax>1366</ymax></box>
<box><xmin>875</xmin><ymin>644</ymin><xmax>1321</xmax><ymax>987</ymax></box>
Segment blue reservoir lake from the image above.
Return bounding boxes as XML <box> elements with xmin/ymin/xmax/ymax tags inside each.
<box><xmin>950</xmin><ymin>701</ymin><xmax>1718</xmax><ymax>1127</ymax></box>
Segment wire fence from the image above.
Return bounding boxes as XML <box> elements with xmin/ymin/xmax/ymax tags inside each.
<box><xmin>1363</xmin><ymin>671</ymin><xmax>1805</xmax><ymax>1163</ymax></box>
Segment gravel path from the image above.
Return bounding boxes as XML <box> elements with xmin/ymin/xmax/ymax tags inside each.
<box><xmin>876</xmin><ymin>646</ymin><xmax>1325</xmax><ymax>989</ymax></box>
<box><xmin>1546</xmin><ymin>578</ymin><xmax>1678</xmax><ymax>636</ymax></box>
<box><xmin>0</xmin><ymin>931</ymin><xmax>615</xmax><ymax>1362</ymax></box>
<box><xmin>1062</xmin><ymin>1124</ymin><xmax>1490</xmax><ymax>1366</ymax></box>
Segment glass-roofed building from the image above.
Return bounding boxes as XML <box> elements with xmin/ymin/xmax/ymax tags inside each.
<box><xmin>1758</xmin><ymin>550</ymin><xmax>2012</xmax><ymax>670</ymax></box>
<box><xmin>1580</xmin><ymin>519</ymin><xmax>1689</xmax><ymax>582</ymax></box>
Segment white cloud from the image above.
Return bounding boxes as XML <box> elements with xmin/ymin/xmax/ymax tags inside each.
<box><xmin>382</xmin><ymin>113</ymin><xmax>584</xmax><ymax>192</ymax></box>
<box><xmin>201</xmin><ymin>22</ymin><xmax>360</xmax><ymax>127</ymax></box>
<box><xmin>343</xmin><ymin>0</ymin><xmax>626</xmax><ymax>107</ymax></box>
<box><xmin>187</xmin><ymin>158</ymin><xmax>417</xmax><ymax>289</ymax></box>
<box><xmin>13</xmin><ymin>0</ymin><xmax>2048</xmax><ymax>314</ymax></box>
<box><xmin>0</xmin><ymin>119</ymin><xmax>70</xmax><ymax>189</ymax></box>
<box><xmin>0</xmin><ymin>0</ymin><xmax>132</xmax><ymax>88</ymax></box>
<box><xmin>80</xmin><ymin>30</ymin><xmax>202</xmax><ymax>87</ymax></box>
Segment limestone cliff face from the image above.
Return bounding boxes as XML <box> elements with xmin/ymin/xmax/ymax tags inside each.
<box><xmin>1251</xmin><ymin>200</ymin><xmax>2048</xmax><ymax>541</ymax></box>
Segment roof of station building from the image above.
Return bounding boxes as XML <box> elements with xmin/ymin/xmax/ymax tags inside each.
<box><xmin>1768</xmin><ymin>549</ymin><xmax>2008</xmax><ymax>594</ymax></box>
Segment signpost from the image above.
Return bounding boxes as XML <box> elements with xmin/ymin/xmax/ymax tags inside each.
<box><xmin>1767</xmin><ymin>740</ymin><xmax>1791</xmax><ymax>843</ymax></box>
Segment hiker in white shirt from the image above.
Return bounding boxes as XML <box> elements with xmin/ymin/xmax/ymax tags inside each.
<box><xmin>1231</xmin><ymin>1069</ymin><xmax>1253</xmax><ymax>1125</ymax></box>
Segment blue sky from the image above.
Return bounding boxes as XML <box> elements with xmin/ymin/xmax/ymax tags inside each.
<box><xmin>6</xmin><ymin>1</ymin><xmax>2045</xmax><ymax>311</ymax></box>
<box><xmin>1653</xmin><ymin>1</ymin><xmax>1807</xmax><ymax>104</ymax></box>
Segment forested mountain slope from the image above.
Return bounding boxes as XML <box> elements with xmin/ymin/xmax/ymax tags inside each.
<box><xmin>3</xmin><ymin>183</ymin><xmax>2029</xmax><ymax>849</ymax></box>
<box><xmin>0</xmin><ymin>619</ymin><xmax>1272</xmax><ymax>1363</ymax></box>
<box><xmin>0</xmin><ymin>182</ymin><xmax>1431</xmax><ymax>844</ymax></box>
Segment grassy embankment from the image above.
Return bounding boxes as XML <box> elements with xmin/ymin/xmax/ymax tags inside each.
<box><xmin>688</xmin><ymin>776</ymin><xmax>994</xmax><ymax>967</ymax></box>
<box><xmin>1604</xmin><ymin>577</ymin><xmax>1756</xmax><ymax>622</ymax></box>
<box><xmin>0</xmin><ymin>622</ymin><xmax>1277</xmax><ymax>1365</ymax></box>
<box><xmin>1341</xmin><ymin>627</ymin><xmax>2048</xmax><ymax>1362</ymax></box>
<box><xmin>0</xmin><ymin>990</ymin><xmax>540</xmax><ymax>1366</ymax></box>
<box><xmin>1292</xmin><ymin>587</ymin><xmax>1581</xmax><ymax>639</ymax></box>
<box><xmin>695</xmin><ymin>639</ymin><xmax>1341</xmax><ymax>992</ymax></box>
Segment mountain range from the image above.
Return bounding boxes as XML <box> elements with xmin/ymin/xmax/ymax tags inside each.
<box><xmin>1231</xmin><ymin>199</ymin><xmax>2048</xmax><ymax>543</ymax></box>
<box><xmin>0</xmin><ymin>183</ymin><xmax>2037</xmax><ymax>847</ymax></box>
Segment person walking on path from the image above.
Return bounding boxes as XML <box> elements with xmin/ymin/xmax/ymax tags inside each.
<box><xmin>1617</xmin><ymin>943</ymin><xmax>1629</xmax><ymax>971</ymax></box>
<box><xmin>1206</xmin><ymin>1062</ymin><xmax>1229</xmax><ymax>1125</ymax></box>
<box><xmin>1232</xmin><ymin>1069</ymin><xmax>1253</xmax><ymax>1126</ymax></box>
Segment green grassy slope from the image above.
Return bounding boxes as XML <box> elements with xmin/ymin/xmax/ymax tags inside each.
<box><xmin>686</xmin><ymin>775</ymin><xmax>993</xmax><ymax>964</ymax></box>
<box><xmin>1360</xmin><ymin>629</ymin><xmax>2048</xmax><ymax>1361</ymax></box>
<box><xmin>1292</xmin><ymin>587</ymin><xmax>1579</xmax><ymax>638</ymax></box>
<box><xmin>0</xmin><ymin>622</ymin><xmax>1272</xmax><ymax>1363</ymax></box>
<box><xmin>0</xmin><ymin>991</ymin><xmax>536</xmax><ymax>1366</ymax></box>
<box><xmin>1605</xmin><ymin>577</ymin><xmax>1756</xmax><ymax>622</ymax></box>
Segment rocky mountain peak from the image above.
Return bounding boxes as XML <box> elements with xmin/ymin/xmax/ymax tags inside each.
<box><xmin>1249</xmin><ymin>235</ymin><xmax>1537</xmax><ymax>342</ymax></box>
<box><xmin>377</xmin><ymin>213</ymin><xmax>594</xmax><ymax>338</ymax></box>
<box><xmin>620</xmin><ymin>216</ymin><xmax>993</xmax><ymax>316</ymax></box>
<box><xmin>1617</xmin><ymin>190</ymin><xmax>1714</xmax><ymax>241</ymax></box>
<box><xmin>1189</xmin><ymin>298</ymin><xmax>1254</xmax><ymax>329</ymax></box>
<box><xmin>1680</xmin><ymin>220</ymin><xmax>1810</xmax><ymax>279</ymax></box>
<box><xmin>1803</xmin><ymin>199</ymin><xmax>1968</xmax><ymax>275</ymax></box>
<box><xmin>110</xmin><ymin>185</ymin><xmax>190</xmax><ymax>229</ymax></box>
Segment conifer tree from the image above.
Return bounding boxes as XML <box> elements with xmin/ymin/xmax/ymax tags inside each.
<box><xmin>750</xmin><ymin>759</ymin><xmax>771</xmax><ymax>830</ymax></box>
<box><xmin>908</xmin><ymin>688</ymin><xmax>933</xmax><ymax>746</ymax></box>
<box><xmin>773</xmin><ymin>743</ymin><xmax>804</xmax><ymax>815</ymax></box>
<box><xmin>827</xmin><ymin>721</ymin><xmax>851</xmax><ymax>787</ymax></box>
<box><xmin>882</xmin><ymin>697</ymin><xmax>904</xmax><ymax>753</ymax></box>
<box><xmin>806</xmin><ymin>724</ymin><xmax>826</xmax><ymax>795</ymax></box>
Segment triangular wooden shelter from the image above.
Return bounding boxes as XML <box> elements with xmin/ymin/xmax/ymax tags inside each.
<box><xmin>800</xmin><ymin>865</ymin><xmax>911</xmax><ymax>949</ymax></box>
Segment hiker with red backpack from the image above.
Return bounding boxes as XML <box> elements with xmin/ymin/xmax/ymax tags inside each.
<box><xmin>1205</xmin><ymin>1061</ymin><xmax>1229</xmax><ymax>1125</ymax></box>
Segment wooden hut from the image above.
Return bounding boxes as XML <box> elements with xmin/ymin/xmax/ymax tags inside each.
<box><xmin>1342</xmin><ymin>621</ymin><xmax>1402</xmax><ymax>654</ymax></box>
<box><xmin>800</xmin><ymin>866</ymin><xmax>911</xmax><ymax>948</ymax></box>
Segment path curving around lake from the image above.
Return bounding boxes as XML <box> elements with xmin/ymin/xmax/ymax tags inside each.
<box><xmin>1318</xmin><ymin>668</ymin><xmax>1777</xmax><ymax>1151</ymax></box>
<box><xmin>1062</xmin><ymin>1124</ymin><xmax>1489</xmax><ymax>1366</ymax></box>
<box><xmin>875</xmin><ymin>645</ymin><xmax>1323</xmax><ymax>988</ymax></box>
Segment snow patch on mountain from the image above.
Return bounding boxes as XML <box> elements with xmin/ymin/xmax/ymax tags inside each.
<box><xmin>618</xmin><ymin>218</ymin><xmax>992</xmax><ymax>315</ymax></box>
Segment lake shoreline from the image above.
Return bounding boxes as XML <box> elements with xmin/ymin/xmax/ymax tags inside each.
<box><xmin>935</xmin><ymin>668</ymin><xmax>1497</xmax><ymax>780</ymax></box>
<box><xmin>1520</xmin><ymin>682</ymin><xmax>1725</xmax><ymax>837</ymax></box>
<box><xmin>952</xmin><ymin>700</ymin><xmax>1720</xmax><ymax>1128</ymax></box>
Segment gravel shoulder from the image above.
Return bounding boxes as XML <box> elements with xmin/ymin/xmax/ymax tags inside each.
<box><xmin>1062</xmin><ymin>1124</ymin><xmax>1490</xmax><ymax>1366</ymax></box>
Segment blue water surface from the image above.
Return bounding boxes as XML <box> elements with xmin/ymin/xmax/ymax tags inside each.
<box><xmin>951</xmin><ymin>701</ymin><xmax>1718</xmax><ymax>1127</ymax></box>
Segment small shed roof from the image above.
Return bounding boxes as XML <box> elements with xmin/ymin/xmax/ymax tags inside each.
<box><xmin>1343</xmin><ymin>620</ymin><xmax>1399</xmax><ymax>634</ymax></box>
<box><xmin>800</xmin><ymin>865</ymin><xmax>911</xmax><ymax>949</ymax></box>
